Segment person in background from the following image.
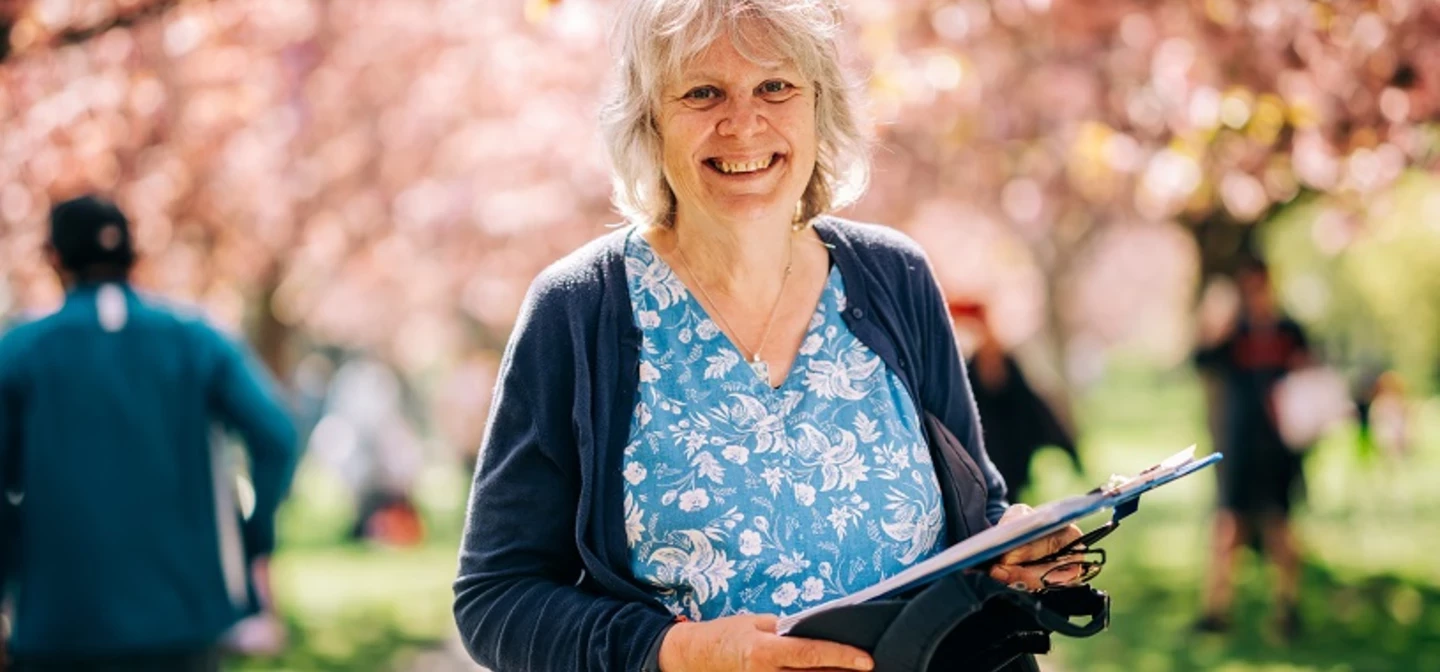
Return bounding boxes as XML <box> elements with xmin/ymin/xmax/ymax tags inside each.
<box><xmin>1193</xmin><ymin>258</ymin><xmax>1310</xmax><ymax>642</ymax></box>
<box><xmin>0</xmin><ymin>195</ymin><xmax>299</xmax><ymax>672</ymax></box>
<box><xmin>308</xmin><ymin>355</ymin><xmax>426</xmax><ymax>548</ymax></box>
<box><xmin>949</xmin><ymin>301</ymin><xmax>1081</xmax><ymax>501</ymax></box>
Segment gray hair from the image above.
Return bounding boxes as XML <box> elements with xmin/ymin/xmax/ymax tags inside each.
<box><xmin>599</xmin><ymin>0</ymin><xmax>871</xmax><ymax>228</ymax></box>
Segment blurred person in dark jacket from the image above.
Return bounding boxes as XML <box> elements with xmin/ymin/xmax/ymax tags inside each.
<box><xmin>949</xmin><ymin>301</ymin><xmax>1081</xmax><ymax>501</ymax></box>
<box><xmin>0</xmin><ymin>195</ymin><xmax>299</xmax><ymax>672</ymax></box>
<box><xmin>1192</xmin><ymin>258</ymin><xmax>1310</xmax><ymax>642</ymax></box>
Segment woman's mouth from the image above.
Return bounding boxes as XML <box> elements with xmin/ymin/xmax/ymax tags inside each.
<box><xmin>705</xmin><ymin>153</ymin><xmax>783</xmax><ymax>176</ymax></box>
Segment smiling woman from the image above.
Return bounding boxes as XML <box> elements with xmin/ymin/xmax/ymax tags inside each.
<box><xmin>600</xmin><ymin>0</ymin><xmax>868</xmax><ymax>230</ymax></box>
<box><xmin>657</xmin><ymin>36</ymin><xmax>817</xmax><ymax>234</ymax></box>
<box><xmin>452</xmin><ymin>2</ymin><xmax>1086</xmax><ymax>671</ymax></box>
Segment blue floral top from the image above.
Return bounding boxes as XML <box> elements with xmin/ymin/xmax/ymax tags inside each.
<box><xmin>621</xmin><ymin>231</ymin><xmax>948</xmax><ymax>621</ymax></box>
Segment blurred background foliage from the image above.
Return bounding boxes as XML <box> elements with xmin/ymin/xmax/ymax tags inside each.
<box><xmin>2</xmin><ymin>0</ymin><xmax>1438</xmax><ymax>670</ymax></box>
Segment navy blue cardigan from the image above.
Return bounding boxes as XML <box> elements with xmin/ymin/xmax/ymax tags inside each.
<box><xmin>454</xmin><ymin>217</ymin><xmax>1009</xmax><ymax>671</ymax></box>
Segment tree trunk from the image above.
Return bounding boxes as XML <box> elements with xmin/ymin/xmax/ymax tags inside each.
<box><xmin>252</xmin><ymin>271</ymin><xmax>292</xmax><ymax>381</ymax></box>
<box><xmin>1035</xmin><ymin>261</ymin><xmax>1079</xmax><ymax>435</ymax></box>
<box><xmin>0</xmin><ymin>0</ymin><xmax>210</xmax><ymax>64</ymax></box>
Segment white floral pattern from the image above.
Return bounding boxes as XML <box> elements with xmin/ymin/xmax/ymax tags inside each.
<box><xmin>623</xmin><ymin>231</ymin><xmax>946</xmax><ymax>621</ymax></box>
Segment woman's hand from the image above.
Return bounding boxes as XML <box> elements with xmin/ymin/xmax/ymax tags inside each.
<box><xmin>657</xmin><ymin>613</ymin><xmax>874</xmax><ymax>671</ymax></box>
<box><xmin>986</xmin><ymin>503</ymin><xmax>1085</xmax><ymax>592</ymax></box>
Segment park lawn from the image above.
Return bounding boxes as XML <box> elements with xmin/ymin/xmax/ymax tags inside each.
<box><xmin>225</xmin><ymin>464</ymin><xmax>471</xmax><ymax>671</ymax></box>
<box><xmin>225</xmin><ymin>543</ymin><xmax>462</xmax><ymax>672</ymax></box>
<box><xmin>227</xmin><ymin>366</ymin><xmax>1440</xmax><ymax>671</ymax></box>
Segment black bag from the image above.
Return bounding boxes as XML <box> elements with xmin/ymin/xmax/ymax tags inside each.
<box><xmin>786</xmin><ymin>570</ymin><xmax>1109</xmax><ymax>672</ymax></box>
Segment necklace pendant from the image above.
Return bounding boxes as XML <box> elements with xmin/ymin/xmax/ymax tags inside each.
<box><xmin>749</xmin><ymin>358</ymin><xmax>769</xmax><ymax>381</ymax></box>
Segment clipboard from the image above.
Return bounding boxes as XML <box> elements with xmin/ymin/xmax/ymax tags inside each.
<box><xmin>777</xmin><ymin>446</ymin><xmax>1221</xmax><ymax>635</ymax></box>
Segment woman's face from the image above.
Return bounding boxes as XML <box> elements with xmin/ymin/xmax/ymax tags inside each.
<box><xmin>657</xmin><ymin>34</ymin><xmax>817</xmax><ymax>229</ymax></box>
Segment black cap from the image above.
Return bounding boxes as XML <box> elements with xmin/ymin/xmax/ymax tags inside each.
<box><xmin>49</xmin><ymin>195</ymin><xmax>136</xmax><ymax>271</ymax></box>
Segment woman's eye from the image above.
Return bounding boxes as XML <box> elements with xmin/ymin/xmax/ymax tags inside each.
<box><xmin>759</xmin><ymin>81</ymin><xmax>793</xmax><ymax>96</ymax></box>
<box><xmin>684</xmin><ymin>86</ymin><xmax>721</xmax><ymax>101</ymax></box>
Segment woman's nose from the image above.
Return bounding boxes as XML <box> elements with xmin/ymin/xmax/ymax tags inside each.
<box><xmin>717</xmin><ymin>95</ymin><xmax>766</xmax><ymax>138</ymax></box>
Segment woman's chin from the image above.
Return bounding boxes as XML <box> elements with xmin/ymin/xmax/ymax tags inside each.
<box><xmin>690</xmin><ymin>196</ymin><xmax>799</xmax><ymax>227</ymax></box>
<box><xmin>686</xmin><ymin>183</ymin><xmax>809</xmax><ymax>226</ymax></box>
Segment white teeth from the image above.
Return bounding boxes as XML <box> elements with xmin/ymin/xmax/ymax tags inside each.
<box><xmin>715</xmin><ymin>155</ymin><xmax>774</xmax><ymax>174</ymax></box>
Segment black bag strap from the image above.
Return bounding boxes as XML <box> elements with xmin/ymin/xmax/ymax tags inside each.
<box><xmin>1032</xmin><ymin>585</ymin><xmax>1110</xmax><ymax>637</ymax></box>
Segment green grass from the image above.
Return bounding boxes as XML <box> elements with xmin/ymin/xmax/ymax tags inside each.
<box><xmin>226</xmin><ymin>545</ymin><xmax>460</xmax><ymax>672</ymax></box>
<box><xmin>224</xmin><ymin>365</ymin><xmax>1440</xmax><ymax>671</ymax></box>
<box><xmin>224</xmin><ymin>465</ymin><xmax>470</xmax><ymax>671</ymax></box>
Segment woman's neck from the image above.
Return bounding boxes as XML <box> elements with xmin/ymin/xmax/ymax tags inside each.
<box><xmin>656</xmin><ymin>213</ymin><xmax>797</xmax><ymax>298</ymax></box>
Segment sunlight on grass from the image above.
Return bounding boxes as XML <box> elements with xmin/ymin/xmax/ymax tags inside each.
<box><xmin>226</xmin><ymin>540</ymin><xmax>461</xmax><ymax>671</ymax></box>
<box><xmin>276</xmin><ymin>546</ymin><xmax>457</xmax><ymax>636</ymax></box>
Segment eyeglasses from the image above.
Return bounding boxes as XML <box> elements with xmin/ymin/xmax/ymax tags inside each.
<box><xmin>1036</xmin><ymin>548</ymin><xmax>1106</xmax><ymax>589</ymax></box>
<box><xmin>1015</xmin><ymin>498</ymin><xmax>1138</xmax><ymax>590</ymax></box>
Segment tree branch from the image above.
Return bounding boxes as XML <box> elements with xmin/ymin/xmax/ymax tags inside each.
<box><xmin>0</xmin><ymin>0</ymin><xmax>208</xmax><ymax>65</ymax></box>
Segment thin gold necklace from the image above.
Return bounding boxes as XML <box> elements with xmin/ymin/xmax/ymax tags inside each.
<box><xmin>674</xmin><ymin>233</ymin><xmax>794</xmax><ymax>382</ymax></box>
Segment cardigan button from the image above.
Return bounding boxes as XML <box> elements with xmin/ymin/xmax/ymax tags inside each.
<box><xmin>850</xmin><ymin>307</ymin><xmax>865</xmax><ymax>319</ymax></box>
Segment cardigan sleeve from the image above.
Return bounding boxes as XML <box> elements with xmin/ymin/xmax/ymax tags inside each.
<box><xmin>907</xmin><ymin>251</ymin><xmax>1011</xmax><ymax>524</ymax></box>
<box><xmin>453</xmin><ymin>272</ymin><xmax>674</xmax><ymax>672</ymax></box>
